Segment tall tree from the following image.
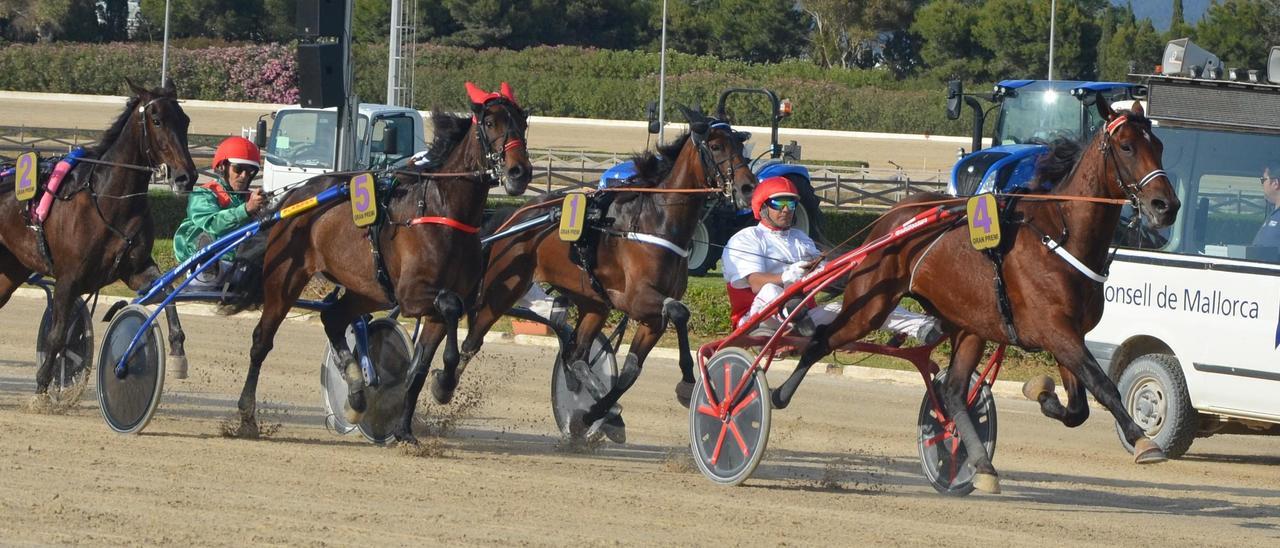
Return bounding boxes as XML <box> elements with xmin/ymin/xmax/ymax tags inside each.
<box><xmin>665</xmin><ymin>0</ymin><xmax>809</xmax><ymax>63</ymax></box>
<box><xmin>1099</xmin><ymin>16</ymin><xmax>1163</xmax><ymax>79</ymax></box>
<box><xmin>0</xmin><ymin>0</ymin><xmax>100</xmax><ymax>42</ymax></box>
<box><xmin>98</xmin><ymin>0</ymin><xmax>129</xmax><ymax>41</ymax></box>
<box><xmin>911</xmin><ymin>0</ymin><xmax>987</xmax><ymax>80</ymax></box>
<box><xmin>1194</xmin><ymin>0</ymin><xmax>1280</xmax><ymax>71</ymax></box>
<box><xmin>137</xmin><ymin>0</ymin><xmax>265</xmax><ymax>40</ymax></box>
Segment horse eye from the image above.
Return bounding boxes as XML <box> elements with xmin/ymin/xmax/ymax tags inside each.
<box><xmin>1120</xmin><ymin>142</ymin><xmax>1132</xmax><ymax>152</ymax></box>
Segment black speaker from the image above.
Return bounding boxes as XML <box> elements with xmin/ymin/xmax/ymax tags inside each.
<box><xmin>296</xmin><ymin>0</ymin><xmax>345</xmax><ymax>38</ymax></box>
<box><xmin>297</xmin><ymin>43</ymin><xmax>344</xmax><ymax>108</ymax></box>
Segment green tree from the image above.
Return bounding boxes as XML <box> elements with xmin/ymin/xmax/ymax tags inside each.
<box><xmin>804</xmin><ymin>0</ymin><xmax>920</xmax><ymax>69</ymax></box>
<box><xmin>1099</xmin><ymin>16</ymin><xmax>1163</xmax><ymax>80</ymax></box>
<box><xmin>137</xmin><ymin>0</ymin><xmax>265</xmax><ymax>40</ymax></box>
<box><xmin>1194</xmin><ymin>0</ymin><xmax>1280</xmax><ymax>70</ymax></box>
<box><xmin>665</xmin><ymin>0</ymin><xmax>809</xmax><ymax>63</ymax></box>
<box><xmin>353</xmin><ymin>0</ymin><xmax>391</xmax><ymax>43</ymax></box>
<box><xmin>98</xmin><ymin>0</ymin><xmax>129</xmax><ymax>41</ymax></box>
<box><xmin>261</xmin><ymin>0</ymin><xmax>296</xmax><ymax>42</ymax></box>
<box><xmin>1168</xmin><ymin>0</ymin><xmax>1194</xmax><ymax>39</ymax></box>
<box><xmin>0</xmin><ymin>0</ymin><xmax>101</xmax><ymax>42</ymax></box>
<box><xmin>910</xmin><ymin>0</ymin><xmax>987</xmax><ymax>80</ymax></box>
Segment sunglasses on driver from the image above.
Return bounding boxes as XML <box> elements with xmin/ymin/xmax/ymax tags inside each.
<box><xmin>766</xmin><ymin>197</ymin><xmax>798</xmax><ymax>211</ymax></box>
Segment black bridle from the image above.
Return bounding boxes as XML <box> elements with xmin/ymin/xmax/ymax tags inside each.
<box><xmin>472</xmin><ymin>98</ymin><xmax>527</xmax><ymax>188</ymax></box>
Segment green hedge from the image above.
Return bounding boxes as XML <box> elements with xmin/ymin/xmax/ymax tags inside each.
<box><xmin>0</xmin><ymin>42</ymin><xmax>969</xmax><ymax>136</ymax></box>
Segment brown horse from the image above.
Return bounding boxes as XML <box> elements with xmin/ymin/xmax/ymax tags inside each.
<box><xmin>434</xmin><ymin>108</ymin><xmax>756</xmax><ymax>442</ymax></box>
<box><xmin>232</xmin><ymin>84</ymin><xmax>532</xmax><ymax>441</ymax></box>
<box><xmin>771</xmin><ymin>100</ymin><xmax>1180</xmax><ymax>493</ymax></box>
<box><xmin>0</xmin><ymin>80</ymin><xmax>197</xmax><ymax>396</ymax></box>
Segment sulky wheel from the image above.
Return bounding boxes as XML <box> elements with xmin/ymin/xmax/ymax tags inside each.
<box><xmin>551</xmin><ymin>331</ymin><xmax>619</xmax><ymax>438</ymax></box>
<box><xmin>320</xmin><ymin>317</ymin><xmax>413</xmax><ymax>444</ymax></box>
<box><xmin>97</xmin><ymin>304</ymin><xmax>166</xmax><ymax>434</ymax></box>
<box><xmin>36</xmin><ymin>295</ymin><xmax>94</xmax><ymax>404</ymax></box>
<box><xmin>916</xmin><ymin>369</ymin><xmax>997</xmax><ymax>496</ymax></box>
<box><xmin>689</xmin><ymin>347</ymin><xmax>770</xmax><ymax>486</ymax></box>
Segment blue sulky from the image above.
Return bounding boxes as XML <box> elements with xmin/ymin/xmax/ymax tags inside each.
<box><xmin>111</xmin><ymin>182</ymin><xmax>385</xmax><ymax>387</ymax></box>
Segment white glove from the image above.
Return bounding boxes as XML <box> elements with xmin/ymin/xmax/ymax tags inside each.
<box><xmin>780</xmin><ymin>261</ymin><xmax>809</xmax><ymax>286</ymax></box>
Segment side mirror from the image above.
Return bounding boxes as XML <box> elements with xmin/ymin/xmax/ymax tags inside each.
<box><xmin>645</xmin><ymin>100</ymin><xmax>660</xmax><ymax>134</ymax></box>
<box><xmin>381</xmin><ymin>124</ymin><xmax>399</xmax><ymax>156</ymax></box>
<box><xmin>254</xmin><ymin>118</ymin><xmax>268</xmax><ymax>148</ymax></box>
<box><xmin>945</xmin><ymin>80</ymin><xmax>963</xmax><ymax>120</ymax></box>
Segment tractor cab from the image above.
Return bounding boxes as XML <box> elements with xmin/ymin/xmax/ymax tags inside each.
<box><xmin>946</xmin><ymin>79</ymin><xmax>1144</xmax><ymax>195</ymax></box>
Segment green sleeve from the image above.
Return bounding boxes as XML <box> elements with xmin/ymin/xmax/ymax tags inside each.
<box><xmin>185</xmin><ymin>189</ymin><xmax>250</xmax><ymax>238</ymax></box>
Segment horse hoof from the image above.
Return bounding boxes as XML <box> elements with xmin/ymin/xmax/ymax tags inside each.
<box><xmin>674</xmin><ymin>381</ymin><xmax>695</xmax><ymax>409</ymax></box>
<box><xmin>169</xmin><ymin>355</ymin><xmax>188</xmax><ymax>379</ymax></box>
<box><xmin>1022</xmin><ymin>375</ymin><xmax>1056</xmax><ymax>401</ymax></box>
<box><xmin>393</xmin><ymin>429</ymin><xmax>419</xmax><ymax>447</ymax></box>
<box><xmin>428</xmin><ymin>369</ymin><xmax>455</xmax><ymax>405</ymax></box>
<box><xmin>973</xmin><ymin>472</ymin><xmax>1001</xmax><ymax>494</ymax></box>
<box><xmin>568</xmin><ymin>409</ymin><xmax>590</xmax><ymax>439</ymax></box>
<box><xmin>1133</xmin><ymin>437</ymin><xmax>1168</xmax><ymax>464</ymax></box>
<box><xmin>770</xmin><ymin>389</ymin><xmax>791</xmax><ymax>410</ymax></box>
<box><xmin>600</xmin><ymin>412</ymin><xmax>626</xmax><ymax>444</ymax></box>
<box><xmin>569</xmin><ymin>360</ymin><xmax>606</xmax><ymax>400</ymax></box>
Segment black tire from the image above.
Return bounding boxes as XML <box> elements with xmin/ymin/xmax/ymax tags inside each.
<box><xmin>686</xmin><ymin>218</ymin><xmax>720</xmax><ymax>276</ymax></box>
<box><xmin>689</xmin><ymin>347</ymin><xmax>770</xmax><ymax>486</ymax></box>
<box><xmin>97</xmin><ymin>304</ymin><xmax>166</xmax><ymax>434</ymax></box>
<box><xmin>551</xmin><ymin>331</ymin><xmax>619</xmax><ymax>438</ymax></box>
<box><xmin>916</xmin><ymin>370</ymin><xmax>997</xmax><ymax>496</ymax></box>
<box><xmin>36</xmin><ymin>296</ymin><xmax>94</xmax><ymax>403</ymax></box>
<box><xmin>320</xmin><ymin>317</ymin><xmax>414</xmax><ymax>444</ymax></box>
<box><xmin>1115</xmin><ymin>353</ymin><xmax>1197</xmax><ymax>459</ymax></box>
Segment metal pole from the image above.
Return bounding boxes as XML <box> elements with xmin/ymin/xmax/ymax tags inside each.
<box><xmin>1048</xmin><ymin>0</ymin><xmax>1056</xmax><ymax>80</ymax></box>
<box><xmin>658</xmin><ymin>0</ymin><xmax>668</xmax><ymax>142</ymax></box>
<box><xmin>387</xmin><ymin>0</ymin><xmax>402</xmax><ymax>106</ymax></box>
<box><xmin>160</xmin><ymin>0</ymin><xmax>171</xmax><ymax>86</ymax></box>
<box><xmin>336</xmin><ymin>0</ymin><xmax>357</xmax><ymax>171</ymax></box>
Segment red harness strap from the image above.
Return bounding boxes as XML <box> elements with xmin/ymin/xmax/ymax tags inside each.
<box><xmin>407</xmin><ymin>216</ymin><xmax>480</xmax><ymax>233</ymax></box>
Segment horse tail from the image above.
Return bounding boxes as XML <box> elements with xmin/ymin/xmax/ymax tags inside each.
<box><xmin>1033</xmin><ymin>137</ymin><xmax>1082</xmax><ymax>190</ymax></box>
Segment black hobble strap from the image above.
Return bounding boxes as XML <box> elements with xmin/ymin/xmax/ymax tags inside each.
<box><xmin>569</xmin><ymin>194</ymin><xmax>616</xmax><ymax>308</ymax></box>
<box><xmin>367</xmin><ymin>183</ymin><xmax>399</xmax><ymax>306</ymax></box>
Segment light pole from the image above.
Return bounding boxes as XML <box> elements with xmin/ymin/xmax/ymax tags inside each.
<box><xmin>160</xmin><ymin>0</ymin><xmax>171</xmax><ymax>87</ymax></box>
<box><xmin>1047</xmin><ymin>0</ymin><xmax>1056</xmax><ymax>80</ymax></box>
<box><xmin>658</xmin><ymin>0</ymin><xmax>668</xmax><ymax>142</ymax></box>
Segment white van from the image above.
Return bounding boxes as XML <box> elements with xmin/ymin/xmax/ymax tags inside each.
<box><xmin>1087</xmin><ymin>73</ymin><xmax>1280</xmax><ymax>456</ymax></box>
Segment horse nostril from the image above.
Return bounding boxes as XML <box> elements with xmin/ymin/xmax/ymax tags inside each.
<box><xmin>507</xmin><ymin>164</ymin><xmax>526</xmax><ymax>181</ymax></box>
<box><xmin>1152</xmin><ymin>199</ymin><xmax>1168</xmax><ymax>212</ymax></box>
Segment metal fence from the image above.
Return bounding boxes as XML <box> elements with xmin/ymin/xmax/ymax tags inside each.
<box><xmin>2</xmin><ymin>126</ymin><xmax>949</xmax><ymax>208</ymax></box>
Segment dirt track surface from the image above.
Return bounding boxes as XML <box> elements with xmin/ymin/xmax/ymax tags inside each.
<box><xmin>2</xmin><ymin>294</ymin><xmax>1279</xmax><ymax>546</ymax></box>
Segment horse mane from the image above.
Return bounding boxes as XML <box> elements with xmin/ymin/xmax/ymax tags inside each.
<box><xmin>629</xmin><ymin>132</ymin><xmax>691</xmax><ymax>187</ymax></box>
<box><xmin>423</xmin><ymin>109</ymin><xmax>474</xmax><ymax>167</ymax></box>
<box><xmin>94</xmin><ymin>95</ymin><xmax>142</xmax><ymax>156</ymax></box>
<box><xmin>1033</xmin><ymin>137</ymin><xmax>1082</xmax><ymax>190</ymax></box>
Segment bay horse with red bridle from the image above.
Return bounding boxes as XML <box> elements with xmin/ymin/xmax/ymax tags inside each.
<box><xmin>432</xmin><ymin>107</ymin><xmax>756</xmax><ymax>442</ymax></box>
<box><xmin>0</xmin><ymin>80</ymin><xmax>197</xmax><ymax>398</ymax></box>
<box><xmin>771</xmin><ymin>99</ymin><xmax>1180</xmax><ymax>493</ymax></box>
<box><xmin>229</xmin><ymin>83</ymin><xmax>532</xmax><ymax>441</ymax></box>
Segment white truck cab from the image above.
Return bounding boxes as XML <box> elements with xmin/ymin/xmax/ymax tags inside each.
<box><xmin>257</xmin><ymin>103</ymin><xmax>426</xmax><ymax>192</ymax></box>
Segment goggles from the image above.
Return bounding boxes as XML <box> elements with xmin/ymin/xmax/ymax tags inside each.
<box><xmin>230</xmin><ymin>163</ymin><xmax>259</xmax><ymax>177</ymax></box>
<box><xmin>766</xmin><ymin>197</ymin><xmax>798</xmax><ymax>211</ymax></box>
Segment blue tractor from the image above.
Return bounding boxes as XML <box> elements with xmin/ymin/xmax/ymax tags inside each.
<box><xmin>601</xmin><ymin>88</ymin><xmax>824</xmax><ymax>275</ymax></box>
<box><xmin>946</xmin><ymin>79</ymin><xmax>1145</xmax><ymax>195</ymax></box>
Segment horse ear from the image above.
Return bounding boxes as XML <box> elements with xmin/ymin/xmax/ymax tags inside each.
<box><xmin>465</xmin><ymin>82</ymin><xmax>491</xmax><ymax>106</ymax></box>
<box><xmin>162</xmin><ymin>78</ymin><xmax>177</xmax><ymax>95</ymax></box>
<box><xmin>125</xmin><ymin>77</ymin><xmax>148</xmax><ymax>97</ymax></box>
<box><xmin>1095</xmin><ymin>95</ymin><xmax>1116</xmax><ymax>121</ymax></box>
<box><xmin>677</xmin><ymin>104</ymin><xmax>708</xmax><ymax>135</ymax></box>
<box><xmin>1130</xmin><ymin>100</ymin><xmax>1145</xmax><ymax>117</ymax></box>
<box><xmin>499</xmin><ymin>82</ymin><xmax>517</xmax><ymax>104</ymax></box>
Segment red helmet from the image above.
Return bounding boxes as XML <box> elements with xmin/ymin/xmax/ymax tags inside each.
<box><xmin>752</xmin><ymin>176</ymin><xmax>800</xmax><ymax>220</ymax></box>
<box><xmin>212</xmin><ymin>136</ymin><xmax>261</xmax><ymax>170</ymax></box>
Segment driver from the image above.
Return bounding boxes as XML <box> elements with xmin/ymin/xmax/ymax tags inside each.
<box><xmin>173</xmin><ymin>136</ymin><xmax>266</xmax><ymax>270</ymax></box>
<box><xmin>1254</xmin><ymin>165</ymin><xmax>1280</xmax><ymax>249</ymax></box>
<box><xmin>723</xmin><ymin>176</ymin><xmax>942</xmax><ymax>344</ymax></box>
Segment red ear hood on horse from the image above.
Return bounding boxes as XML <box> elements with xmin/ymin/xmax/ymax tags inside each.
<box><xmin>465</xmin><ymin>82</ymin><xmax>519</xmax><ymax>106</ymax></box>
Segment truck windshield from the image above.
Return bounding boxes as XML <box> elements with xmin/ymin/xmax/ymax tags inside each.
<box><xmin>995</xmin><ymin>85</ymin><xmax>1083</xmax><ymax>145</ymax></box>
<box><xmin>1115</xmin><ymin>125</ymin><xmax>1280</xmax><ymax>264</ymax></box>
<box><xmin>266</xmin><ymin>111</ymin><xmax>368</xmax><ymax>169</ymax></box>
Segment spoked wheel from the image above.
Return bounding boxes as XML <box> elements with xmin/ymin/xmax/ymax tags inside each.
<box><xmin>320</xmin><ymin>317</ymin><xmax>413</xmax><ymax>444</ymax></box>
<box><xmin>917</xmin><ymin>370</ymin><xmax>997</xmax><ymax>496</ymax></box>
<box><xmin>689</xmin><ymin>347</ymin><xmax>770</xmax><ymax>486</ymax></box>
<box><xmin>36</xmin><ymin>296</ymin><xmax>94</xmax><ymax>403</ymax></box>
<box><xmin>97</xmin><ymin>304</ymin><xmax>166</xmax><ymax>434</ymax></box>
<box><xmin>550</xmin><ymin>331</ymin><xmax>618</xmax><ymax>438</ymax></box>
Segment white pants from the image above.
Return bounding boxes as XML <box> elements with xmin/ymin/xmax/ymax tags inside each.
<box><xmin>515</xmin><ymin>283</ymin><xmax>552</xmax><ymax>309</ymax></box>
<box><xmin>742</xmin><ymin>283</ymin><xmax>936</xmax><ymax>339</ymax></box>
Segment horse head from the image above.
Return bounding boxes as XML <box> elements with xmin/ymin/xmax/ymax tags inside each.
<box><xmin>466</xmin><ymin>82</ymin><xmax>532</xmax><ymax>196</ymax></box>
<box><xmin>126</xmin><ymin>78</ymin><xmax>197</xmax><ymax>194</ymax></box>
<box><xmin>677</xmin><ymin>104</ymin><xmax>756</xmax><ymax>194</ymax></box>
<box><xmin>1095</xmin><ymin>99</ymin><xmax>1180</xmax><ymax>229</ymax></box>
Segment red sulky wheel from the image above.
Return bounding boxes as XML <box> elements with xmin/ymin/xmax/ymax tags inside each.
<box><xmin>916</xmin><ymin>369</ymin><xmax>998</xmax><ymax>496</ymax></box>
<box><xmin>689</xmin><ymin>347</ymin><xmax>771</xmax><ymax>486</ymax></box>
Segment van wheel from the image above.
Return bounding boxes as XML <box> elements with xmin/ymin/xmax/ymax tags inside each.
<box><xmin>1115</xmin><ymin>353</ymin><xmax>1197</xmax><ymax>459</ymax></box>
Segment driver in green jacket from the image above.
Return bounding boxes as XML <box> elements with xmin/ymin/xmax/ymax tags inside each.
<box><xmin>173</xmin><ymin>136</ymin><xmax>265</xmax><ymax>265</ymax></box>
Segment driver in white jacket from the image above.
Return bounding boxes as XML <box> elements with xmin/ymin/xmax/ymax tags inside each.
<box><xmin>723</xmin><ymin>176</ymin><xmax>941</xmax><ymax>342</ymax></box>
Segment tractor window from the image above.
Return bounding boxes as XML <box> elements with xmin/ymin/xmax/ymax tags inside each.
<box><xmin>1113</xmin><ymin>126</ymin><xmax>1280</xmax><ymax>263</ymax></box>
<box><xmin>997</xmin><ymin>89</ymin><xmax>1082</xmax><ymax>145</ymax></box>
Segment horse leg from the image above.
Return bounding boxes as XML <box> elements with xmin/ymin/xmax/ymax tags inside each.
<box><xmin>125</xmin><ymin>263</ymin><xmax>188</xmax><ymax>379</ymax></box>
<box><xmin>664</xmin><ymin>297</ymin><xmax>698</xmax><ymax>408</ymax></box>
<box><xmin>562</xmin><ymin>305</ymin><xmax>609</xmax><ymax>398</ymax></box>
<box><xmin>34</xmin><ymin>278</ymin><xmax>80</xmax><ymax>395</ymax></box>
<box><xmin>1021</xmin><ymin>363</ymin><xmax>1090</xmax><ymax>428</ymax></box>
<box><xmin>394</xmin><ymin>320</ymin><xmax>448</xmax><ymax>445</ymax></box>
<box><xmin>1044</xmin><ymin>336</ymin><xmax>1168</xmax><ymax>464</ymax></box>
<box><xmin>571</xmin><ymin>321</ymin><xmax>661</xmax><ymax>444</ymax></box>
<box><xmin>319</xmin><ymin>291</ymin><xmax>381</xmax><ymax>422</ymax></box>
<box><xmin>237</xmin><ymin>267</ymin><xmax>309</xmax><ymax>436</ymax></box>
<box><xmin>939</xmin><ymin>333</ymin><xmax>1001</xmax><ymax>493</ymax></box>
<box><xmin>0</xmin><ymin>249</ymin><xmax>32</xmax><ymax>309</ymax></box>
<box><xmin>435</xmin><ymin>278</ymin><xmax>527</xmax><ymax>405</ymax></box>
